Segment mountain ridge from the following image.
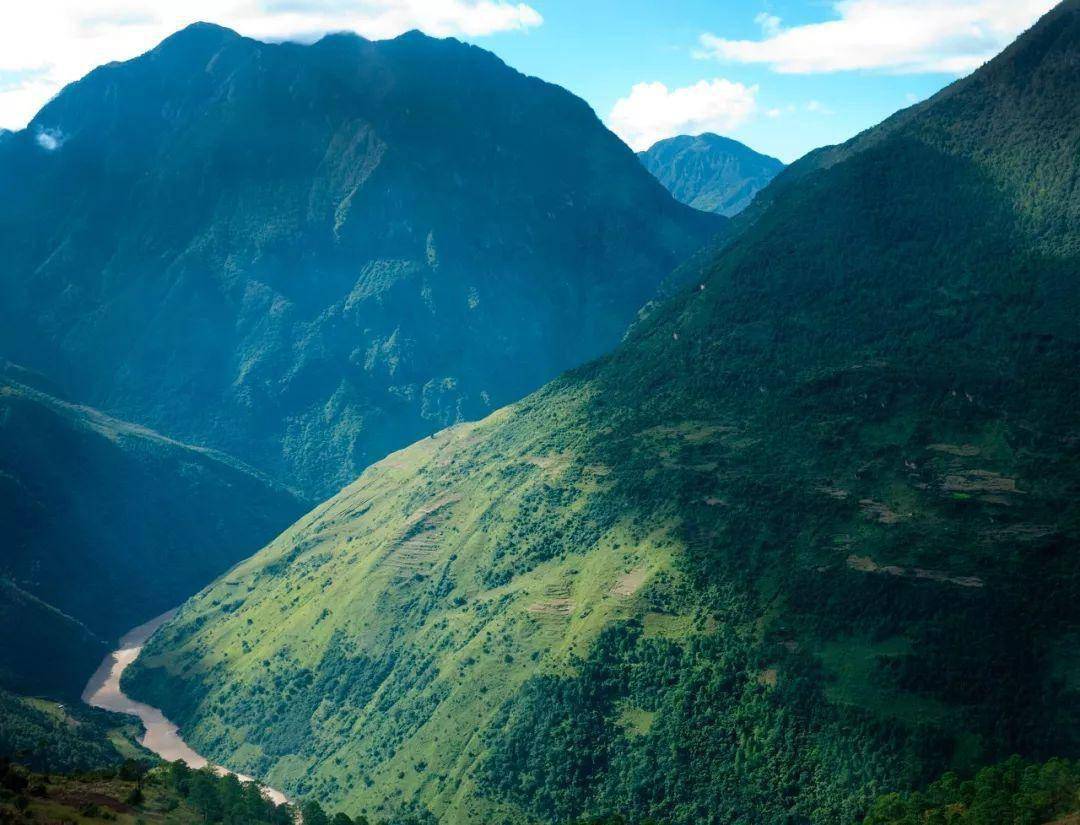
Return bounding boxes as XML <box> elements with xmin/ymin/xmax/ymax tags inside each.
<box><xmin>125</xmin><ymin>2</ymin><xmax>1080</xmax><ymax>820</ymax></box>
<box><xmin>0</xmin><ymin>371</ymin><xmax>306</xmax><ymax>673</ymax></box>
<box><xmin>0</xmin><ymin>23</ymin><xmax>720</xmax><ymax>500</ymax></box>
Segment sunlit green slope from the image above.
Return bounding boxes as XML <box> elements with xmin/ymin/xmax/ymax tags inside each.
<box><xmin>126</xmin><ymin>3</ymin><xmax>1080</xmax><ymax>823</ymax></box>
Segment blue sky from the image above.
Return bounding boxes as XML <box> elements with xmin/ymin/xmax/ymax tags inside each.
<box><xmin>0</xmin><ymin>1</ymin><xmax>1058</xmax><ymax>162</ymax></box>
<box><xmin>486</xmin><ymin>0</ymin><xmax>958</xmax><ymax>161</ymax></box>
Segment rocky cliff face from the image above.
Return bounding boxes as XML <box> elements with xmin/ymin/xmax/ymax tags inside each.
<box><xmin>0</xmin><ymin>24</ymin><xmax>721</xmax><ymax>499</ymax></box>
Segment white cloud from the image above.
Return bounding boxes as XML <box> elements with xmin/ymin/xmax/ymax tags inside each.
<box><xmin>697</xmin><ymin>0</ymin><xmax>1057</xmax><ymax>75</ymax></box>
<box><xmin>753</xmin><ymin>12</ymin><xmax>782</xmax><ymax>38</ymax></box>
<box><xmin>608</xmin><ymin>79</ymin><xmax>759</xmax><ymax>152</ymax></box>
<box><xmin>804</xmin><ymin>99</ymin><xmax>833</xmax><ymax>115</ymax></box>
<box><xmin>0</xmin><ymin>0</ymin><xmax>542</xmax><ymax>129</ymax></box>
<box><xmin>35</xmin><ymin>126</ymin><xmax>65</xmax><ymax>150</ymax></box>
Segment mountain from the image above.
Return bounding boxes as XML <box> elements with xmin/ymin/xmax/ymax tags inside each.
<box><xmin>0</xmin><ymin>24</ymin><xmax>720</xmax><ymax>501</ymax></box>
<box><xmin>125</xmin><ymin>2</ymin><xmax>1080</xmax><ymax>822</ymax></box>
<box><xmin>0</xmin><ymin>689</ymin><xmax>147</xmax><ymax>774</ymax></box>
<box><xmin>865</xmin><ymin>756</ymin><xmax>1080</xmax><ymax>825</ymax></box>
<box><xmin>0</xmin><ymin>579</ymin><xmax>106</xmax><ymax>699</ymax></box>
<box><xmin>638</xmin><ymin>133</ymin><xmax>784</xmax><ymax>216</ymax></box>
<box><xmin>0</xmin><ymin>366</ymin><xmax>304</xmax><ymax>697</ymax></box>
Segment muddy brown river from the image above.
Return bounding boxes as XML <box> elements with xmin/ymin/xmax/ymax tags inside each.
<box><xmin>82</xmin><ymin>610</ymin><xmax>291</xmax><ymax>807</ymax></box>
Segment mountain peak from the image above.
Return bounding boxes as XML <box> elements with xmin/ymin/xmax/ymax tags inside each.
<box><xmin>153</xmin><ymin>21</ymin><xmax>242</xmax><ymax>52</ymax></box>
<box><xmin>639</xmin><ymin>133</ymin><xmax>784</xmax><ymax>216</ymax></box>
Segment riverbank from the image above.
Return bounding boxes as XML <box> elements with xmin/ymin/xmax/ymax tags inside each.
<box><xmin>82</xmin><ymin>610</ymin><xmax>291</xmax><ymax>807</ymax></box>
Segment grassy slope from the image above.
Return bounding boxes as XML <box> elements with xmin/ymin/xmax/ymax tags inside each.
<box><xmin>0</xmin><ymin>689</ymin><xmax>147</xmax><ymax>774</ymax></box>
<box><xmin>126</xmin><ymin>3</ymin><xmax>1080</xmax><ymax>823</ymax></box>
<box><xmin>128</xmin><ymin>406</ymin><xmax>659</xmax><ymax>822</ymax></box>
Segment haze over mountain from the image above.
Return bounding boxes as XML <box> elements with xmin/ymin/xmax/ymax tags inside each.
<box><xmin>638</xmin><ymin>133</ymin><xmax>784</xmax><ymax>216</ymax></box>
<box><xmin>0</xmin><ymin>23</ymin><xmax>720</xmax><ymax>501</ymax></box>
<box><xmin>125</xmin><ymin>2</ymin><xmax>1080</xmax><ymax>823</ymax></box>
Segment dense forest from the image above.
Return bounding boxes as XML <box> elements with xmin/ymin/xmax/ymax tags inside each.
<box><xmin>864</xmin><ymin>757</ymin><xmax>1080</xmax><ymax>825</ymax></box>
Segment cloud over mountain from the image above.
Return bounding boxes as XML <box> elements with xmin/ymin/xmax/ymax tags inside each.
<box><xmin>0</xmin><ymin>0</ymin><xmax>542</xmax><ymax>128</ymax></box>
<box><xmin>609</xmin><ymin>78</ymin><xmax>759</xmax><ymax>151</ymax></box>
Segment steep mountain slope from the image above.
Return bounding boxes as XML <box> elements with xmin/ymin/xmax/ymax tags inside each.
<box><xmin>0</xmin><ymin>366</ymin><xmax>304</xmax><ymax>695</ymax></box>
<box><xmin>864</xmin><ymin>756</ymin><xmax>1080</xmax><ymax>825</ymax></box>
<box><xmin>0</xmin><ymin>580</ymin><xmax>106</xmax><ymax>698</ymax></box>
<box><xmin>0</xmin><ymin>25</ymin><xmax>720</xmax><ymax>500</ymax></box>
<box><xmin>0</xmin><ymin>690</ymin><xmax>147</xmax><ymax>773</ymax></box>
<box><xmin>126</xmin><ymin>3</ymin><xmax>1080</xmax><ymax>823</ymax></box>
<box><xmin>638</xmin><ymin>133</ymin><xmax>784</xmax><ymax>216</ymax></box>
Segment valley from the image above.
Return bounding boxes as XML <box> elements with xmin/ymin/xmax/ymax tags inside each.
<box><xmin>1</xmin><ymin>2</ymin><xmax>1078</xmax><ymax>824</ymax></box>
<box><xmin>82</xmin><ymin>612</ymin><xmax>291</xmax><ymax>807</ymax></box>
<box><xmin>121</xmin><ymin>3</ymin><xmax>1080</xmax><ymax>821</ymax></box>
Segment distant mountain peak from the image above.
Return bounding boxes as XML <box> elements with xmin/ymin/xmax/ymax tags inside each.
<box><xmin>638</xmin><ymin>133</ymin><xmax>784</xmax><ymax>217</ymax></box>
<box><xmin>153</xmin><ymin>20</ymin><xmax>242</xmax><ymax>51</ymax></box>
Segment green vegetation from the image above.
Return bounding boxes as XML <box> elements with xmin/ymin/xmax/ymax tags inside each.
<box><xmin>0</xmin><ymin>369</ymin><xmax>303</xmax><ymax>701</ymax></box>
<box><xmin>638</xmin><ymin>133</ymin><xmax>784</xmax><ymax>217</ymax></box>
<box><xmin>125</xmin><ymin>3</ymin><xmax>1080</xmax><ymax>823</ymax></box>
<box><xmin>0</xmin><ymin>690</ymin><xmax>146</xmax><ymax>774</ymax></box>
<box><xmin>0</xmin><ymin>758</ymin><xmax>289</xmax><ymax>825</ymax></box>
<box><xmin>0</xmin><ymin>23</ymin><xmax>719</xmax><ymax>501</ymax></box>
<box><xmin>865</xmin><ymin>756</ymin><xmax>1080</xmax><ymax>824</ymax></box>
<box><xmin>0</xmin><ymin>757</ymin><xmax>436</xmax><ymax>825</ymax></box>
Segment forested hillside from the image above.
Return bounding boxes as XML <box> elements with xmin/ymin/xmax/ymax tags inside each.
<box><xmin>0</xmin><ymin>24</ymin><xmax>719</xmax><ymax>500</ymax></box>
<box><xmin>864</xmin><ymin>756</ymin><xmax>1080</xmax><ymax>824</ymax></box>
<box><xmin>638</xmin><ymin>133</ymin><xmax>784</xmax><ymax>216</ymax></box>
<box><xmin>0</xmin><ymin>368</ymin><xmax>303</xmax><ymax>699</ymax></box>
<box><xmin>125</xmin><ymin>3</ymin><xmax>1080</xmax><ymax>822</ymax></box>
<box><xmin>121</xmin><ymin>1</ymin><xmax>1080</xmax><ymax>822</ymax></box>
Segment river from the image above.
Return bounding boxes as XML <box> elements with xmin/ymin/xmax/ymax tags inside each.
<box><xmin>82</xmin><ymin>610</ymin><xmax>291</xmax><ymax>808</ymax></box>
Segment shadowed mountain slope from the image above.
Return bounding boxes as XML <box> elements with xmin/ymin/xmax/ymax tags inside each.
<box><xmin>126</xmin><ymin>3</ymin><xmax>1080</xmax><ymax>823</ymax></box>
<box><xmin>0</xmin><ymin>24</ymin><xmax>720</xmax><ymax>500</ymax></box>
<box><xmin>0</xmin><ymin>367</ymin><xmax>304</xmax><ymax>698</ymax></box>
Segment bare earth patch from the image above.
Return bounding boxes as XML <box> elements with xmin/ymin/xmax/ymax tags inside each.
<box><xmin>859</xmin><ymin>499</ymin><xmax>904</xmax><ymax>524</ymax></box>
<box><xmin>846</xmin><ymin>554</ymin><xmax>983</xmax><ymax>588</ymax></box>
<box><xmin>815</xmin><ymin>485</ymin><xmax>850</xmax><ymax>499</ymax></box>
<box><xmin>927</xmin><ymin>443</ymin><xmax>981</xmax><ymax>456</ymax></box>
<box><xmin>527</xmin><ymin>598</ymin><xmax>575</xmax><ymax>617</ymax></box>
<box><xmin>982</xmin><ymin>523</ymin><xmax>1055</xmax><ymax>542</ymax></box>
<box><xmin>55</xmin><ymin>792</ymin><xmax>132</xmax><ymax>814</ymax></box>
<box><xmin>757</xmin><ymin>668</ymin><xmax>778</xmax><ymax>687</ymax></box>
<box><xmin>611</xmin><ymin>567</ymin><xmax>649</xmax><ymax>597</ymax></box>
<box><xmin>942</xmin><ymin>470</ymin><xmax>1022</xmax><ymax>494</ymax></box>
